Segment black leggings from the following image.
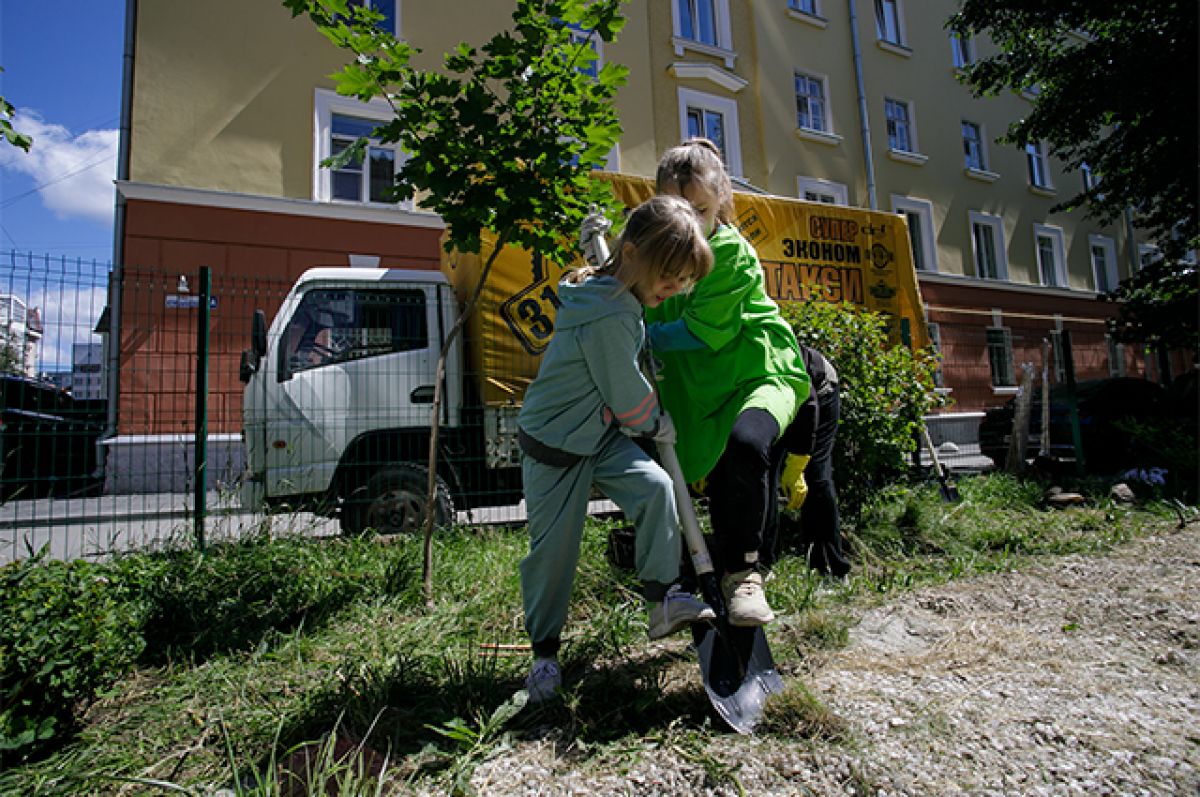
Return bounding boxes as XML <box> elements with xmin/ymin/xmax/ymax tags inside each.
<box><xmin>705</xmin><ymin>409</ymin><xmax>784</xmax><ymax>574</ymax></box>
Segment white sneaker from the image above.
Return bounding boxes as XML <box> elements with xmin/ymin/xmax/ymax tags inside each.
<box><xmin>524</xmin><ymin>657</ymin><xmax>561</xmax><ymax>704</ymax></box>
<box><xmin>722</xmin><ymin>569</ymin><xmax>775</xmax><ymax>627</ymax></box>
<box><xmin>648</xmin><ymin>585</ymin><xmax>716</xmax><ymax>639</ymax></box>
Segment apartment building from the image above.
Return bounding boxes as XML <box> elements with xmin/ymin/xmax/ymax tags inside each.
<box><xmin>114</xmin><ymin>0</ymin><xmax>1153</xmax><ymax>487</ymax></box>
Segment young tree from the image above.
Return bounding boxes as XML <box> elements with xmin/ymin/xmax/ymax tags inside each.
<box><xmin>283</xmin><ymin>0</ymin><xmax>628</xmax><ymax>599</ymax></box>
<box><xmin>948</xmin><ymin>2</ymin><xmax>1197</xmax><ymax>261</ymax></box>
<box><xmin>1</xmin><ymin>67</ymin><xmax>33</xmax><ymax>152</ymax></box>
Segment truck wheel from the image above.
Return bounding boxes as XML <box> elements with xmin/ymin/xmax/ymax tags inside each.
<box><xmin>341</xmin><ymin>464</ymin><xmax>455</xmax><ymax>536</ymax></box>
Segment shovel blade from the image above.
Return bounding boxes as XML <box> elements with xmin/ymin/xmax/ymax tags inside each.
<box><xmin>695</xmin><ymin>623</ymin><xmax>784</xmax><ymax>734</ymax></box>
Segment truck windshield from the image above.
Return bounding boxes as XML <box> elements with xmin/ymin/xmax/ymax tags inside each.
<box><xmin>280</xmin><ymin>288</ymin><xmax>428</xmax><ymax>377</ymax></box>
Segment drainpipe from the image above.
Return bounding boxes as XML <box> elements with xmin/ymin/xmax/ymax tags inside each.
<box><xmin>95</xmin><ymin>0</ymin><xmax>136</xmax><ymax>480</ymax></box>
<box><xmin>848</xmin><ymin>0</ymin><xmax>878</xmax><ymax>210</ymax></box>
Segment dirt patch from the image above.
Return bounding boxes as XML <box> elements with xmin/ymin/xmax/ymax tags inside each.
<box><xmin>469</xmin><ymin>522</ymin><xmax>1200</xmax><ymax>796</ymax></box>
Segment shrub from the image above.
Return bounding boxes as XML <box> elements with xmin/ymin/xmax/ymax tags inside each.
<box><xmin>0</xmin><ymin>550</ymin><xmax>145</xmax><ymax>764</ymax></box>
<box><xmin>781</xmin><ymin>300</ymin><xmax>944</xmax><ymax>514</ymax></box>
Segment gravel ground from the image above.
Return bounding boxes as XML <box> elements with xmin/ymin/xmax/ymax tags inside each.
<box><xmin>466</xmin><ymin>522</ymin><xmax>1200</xmax><ymax>796</ymax></box>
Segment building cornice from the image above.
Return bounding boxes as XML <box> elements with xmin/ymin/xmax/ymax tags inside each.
<box><xmin>116</xmin><ymin>181</ymin><xmax>446</xmax><ymax>229</ymax></box>
<box><xmin>917</xmin><ymin>270</ymin><xmax>1106</xmax><ymax>301</ymax></box>
<box><xmin>668</xmin><ymin>61</ymin><xmax>748</xmax><ymax>93</ymax></box>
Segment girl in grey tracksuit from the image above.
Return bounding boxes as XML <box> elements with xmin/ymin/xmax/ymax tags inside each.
<box><xmin>517</xmin><ymin>196</ymin><xmax>715</xmax><ymax>695</ymax></box>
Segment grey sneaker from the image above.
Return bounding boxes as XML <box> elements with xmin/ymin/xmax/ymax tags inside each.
<box><xmin>648</xmin><ymin>585</ymin><xmax>716</xmax><ymax>639</ymax></box>
<box><xmin>722</xmin><ymin>569</ymin><xmax>775</xmax><ymax>627</ymax></box>
<box><xmin>524</xmin><ymin>657</ymin><xmax>561</xmax><ymax>704</ymax></box>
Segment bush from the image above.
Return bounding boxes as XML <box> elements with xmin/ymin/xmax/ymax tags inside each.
<box><xmin>780</xmin><ymin>301</ymin><xmax>944</xmax><ymax>514</ymax></box>
<box><xmin>0</xmin><ymin>550</ymin><xmax>145</xmax><ymax>764</ymax></box>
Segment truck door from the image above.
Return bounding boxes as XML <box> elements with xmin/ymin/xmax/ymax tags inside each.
<box><xmin>265</xmin><ymin>285</ymin><xmax>441</xmax><ymax>499</ymax></box>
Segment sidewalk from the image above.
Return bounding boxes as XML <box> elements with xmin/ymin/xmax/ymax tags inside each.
<box><xmin>0</xmin><ymin>492</ymin><xmax>617</xmax><ymax>565</ymax></box>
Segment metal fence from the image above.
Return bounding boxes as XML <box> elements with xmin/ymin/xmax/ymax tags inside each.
<box><xmin>1</xmin><ymin>250</ymin><xmax>1176</xmax><ymax>564</ymax></box>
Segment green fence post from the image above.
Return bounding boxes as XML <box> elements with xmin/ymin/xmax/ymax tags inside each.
<box><xmin>194</xmin><ymin>266</ymin><xmax>212</xmax><ymax>551</ymax></box>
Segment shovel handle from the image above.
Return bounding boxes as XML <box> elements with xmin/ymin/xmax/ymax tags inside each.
<box><xmin>657</xmin><ymin>441</ymin><xmax>715</xmax><ymax>577</ymax></box>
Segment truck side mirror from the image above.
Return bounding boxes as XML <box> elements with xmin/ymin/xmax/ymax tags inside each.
<box><xmin>251</xmin><ymin>309</ymin><xmax>267</xmax><ymax>357</ymax></box>
<box><xmin>239</xmin><ymin>349</ymin><xmax>258</xmax><ymax>383</ymax></box>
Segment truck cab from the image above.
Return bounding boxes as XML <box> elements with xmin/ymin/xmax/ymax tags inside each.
<box><xmin>239</xmin><ymin>267</ymin><xmax>466</xmax><ymax>534</ymax></box>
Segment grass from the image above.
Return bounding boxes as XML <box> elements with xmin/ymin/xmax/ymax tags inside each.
<box><xmin>0</xmin><ymin>473</ymin><xmax>1186</xmax><ymax>796</ymax></box>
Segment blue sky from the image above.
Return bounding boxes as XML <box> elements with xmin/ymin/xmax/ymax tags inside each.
<box><xmin>1</xmin><ymin>3</ymin><xmax>124</xmax><ymax>369</ymax></box>
<box><xmin>1</xmin><ymin>3</ymin><xmax>124</xmax><ymax>263</ymax></box>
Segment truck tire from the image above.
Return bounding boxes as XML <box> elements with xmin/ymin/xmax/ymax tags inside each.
<box><xmin>341</xmin><ymin>464</ymin><xmax>455</xmax><ymax>536</ymax></box>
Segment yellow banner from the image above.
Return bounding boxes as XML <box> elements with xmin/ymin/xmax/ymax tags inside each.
<box><xmin>442</xmin><ymin>172</ymin><xmax>930</xmax><ymax>406</ymax></box>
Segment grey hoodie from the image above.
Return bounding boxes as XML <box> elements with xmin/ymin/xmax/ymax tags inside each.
<box><xmin>518</xmin><ymin>275</ymin><xmax>661</xmax><ymax>457</ymax></box>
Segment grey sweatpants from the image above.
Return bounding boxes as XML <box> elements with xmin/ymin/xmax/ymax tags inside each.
<box><xmin>520</xmin><ymin>432</ymin><xmax>681</xmax><ymax>649</ymax></box>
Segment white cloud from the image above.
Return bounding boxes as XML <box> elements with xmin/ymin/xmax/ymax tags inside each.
<box><xmin>29</xmin><ymin>283</ymin><xmax>110</xmax><ymax>371</ymax></box>
<box><xmin>0</xmin><ymin>110</ymin><xmax>118</xmax><ymax>225</ymax></box>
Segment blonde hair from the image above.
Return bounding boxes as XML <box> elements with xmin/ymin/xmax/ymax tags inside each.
<box><xmin>567</xmin><ymin>195</ymin><xmax>713</xmax><ymax>301</ymax></box>
<box><xmin>655</xmin><ymin>138</ymin><xmax>735</xmax><ymax>226</ymax></box>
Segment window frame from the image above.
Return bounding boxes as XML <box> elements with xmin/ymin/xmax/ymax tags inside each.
<box><xmin>313</xmin><ymin>89</ymin><xmax>409</xmax><ymax>209</ymax></box>
<box><xmin>950</xmin><ymin>31</ymin><xmax>974</xmax><ymax>68</ymax></box>
<box><xmin>794</xmin><ymin>70</ymin><xmax>830</xmax><ymax>134</ymax></box>
<box><xmin>1106</xmin><ymin>334</ymin><xmax>1127</xmax><ymax>378</ymax></box>
<box><xmin>671</xmin><ymin>0</ymin><xmax>735</xmax><ymax>65</ymax></box>
<box><xmin>961</xmin><ymin>120</ymin><xmax>987</xmax><ymax>171</ymax></box>
<box><xmin>890</xmin><ymin>194</ymin><xmax>938</xmax><ymax>273</ymax></box>
<box><xmin>798</xmin><ymin>176</ymin><xmax>848</xmax><ymax>206</ymax></box>
<box><xmin>1032</xmin><ymin>223</ymin><xmax>1068</xmax><ymax>288</ymax></box>
<box><xmin>1088</xmin><ymin>234</ymin><xmax>1119</xmax><ymax>293</ymax></box>
<box><xmin>986</xmin><ymin>325</ymin><xmax>1016</xmax><ymax>389</ymax></box>
<box><xmin>677</xmin><ymin>88</ymin><xmax>743</xmax><ymax>176</ymax></box>
<box><xmin>348</xmin><ymin>0</ymin><xmax>400</xmax><ymax>36</ymax></box>
<box><xmin>874</xmin><ymin>0</ymin><xmax>906</xmax><ymax>46</ymax></box>
<box><xmin>884</xmin><ymin>97</ymin><xmax>916</xmax><ymax>154</ymax></box>
<box><xmin>789</xmin><ymin>0</ymin><xmax>818</xmax><ymax>14</ymax></box>
<box><xmin>1026</xmin><ymin>140</ymin><xmax>1053</xmax><ymax>190</ymax></box>
<box><xmin>968</xmin><ymin>210</ymin><xmax>1008</xmax><ymax>281</ymax></box>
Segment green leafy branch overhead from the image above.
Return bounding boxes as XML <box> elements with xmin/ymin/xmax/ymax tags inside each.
<box><xmin>1</xmin><ymin>67</ymin><xmax>33</xmax><ymax>152</ymax></box>
<box><xmin>282</xmin><ymin>0</ymin><xmax>628</xmax><ymax>265</ymax></box>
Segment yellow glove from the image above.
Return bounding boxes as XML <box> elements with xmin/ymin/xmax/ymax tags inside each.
<box><xmin>781</xmin><ymin>454</ymin><xmax>811</xmax><ymax>510</ymax></box>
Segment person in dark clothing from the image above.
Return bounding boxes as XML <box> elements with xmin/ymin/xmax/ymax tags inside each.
<box><xmin>765</xmin><ymin>344</ymin><xmax>851</xmax><ymax>577</ymax></box>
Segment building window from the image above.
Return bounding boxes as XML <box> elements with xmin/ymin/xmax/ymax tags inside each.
<box><xmin>986</xmin><ymin>326</ymin><xmax>1015</xmax><ymax>388</ymax></box>
<box><xmin>1033</xmin><ymin>224</ymin><xmax>1067</xmax><ymax>288</ymax></box>
<box><xmin>678</xmin><ymin>88</ymin><xmax>742</xmax><ymax>176</ymax></box>
<box><xmin>1049</xmin><ymin>329</ymin><xmax>1066</xmax><ymax>383</ymax></box>
<box><xmin>950</xmin><ymin>32</ymin><xmax>974</xmax><ymax>67</ymax></box>
<box><xmin>875</xmin><ymin>0</ymin><xmax>904</xmax><ymax>45</ymax></box>
<box><xmin>1026</xmin><ymin>141</ymin><xmax>1052</xmax><ymax>189</ymax></box>
<box><xmin>961</xmin><ymin>121</ymin><xmax>986</xmax><ymax>171</ymax></box>
<box><xmin>1106</xmin><ymin>334</ymin><xmax>1127</xmax><ymax>377</ymax></box>
<box><xmin>314</xmin><ymin>89</ymin><xmax>408</xmax><ymax>208</ymax></box>
<box><xmin>1138</xmin><ymin>243</ymin><xmax>1161</xmax><ymax>272</ymax></box>
<box><xmin>969</xmin><ymin>211</ymin><xmax>1007</xmax><ymax>281</ymax></box>
<box><xmin>348</xmin><ymin>0</ymin><xmax>399</xmax><ymax>35</ymax></box>
<box><xmin>891</xmin><ymin>194</ymin><xmax>938</xmax><ymax>273</ymax></box>
<box><xmin>1089</xmin><ymin>234</ymin><xmax>1118</xmax><ymax>293</ymax></box>
<box><xmin>927</xmin><ymin>321</ymin><xmax>944</xmax><ymax>388</ymax></box>
<box><xmin>885</xmin><ymin>98</ymin><xmax>914</xmax><ymax>152</ymax></box>
<box><xmin>790</xmin><ymin>0</ymin><xmax>818</xmax><ymax>13</ymax></box>
<box><xmin>672</xmin><ymin>0</ymin><xmax>733</xmax><ymax>60</ymax></box>
<box><xmin>795</xmin><ymin>72</ymin><xmax>828</xmax><ymax>133</ymax></box>
<box><xmin>799</xmin><ymin>176</ymin><xmax>848</xmax><ymax>205</ymax></box>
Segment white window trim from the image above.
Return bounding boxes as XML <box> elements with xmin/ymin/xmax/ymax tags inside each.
<box><xmin>968</xmin><ymin>210</ymin><xmax>1009</xmax><ymax>281</ymax></box>
<box><xmin>891</xmin><ymin>194</ymin><xmax>938</xmax><ymax>273</ymax></box>
<box><xmin>1033</xmin><ymin>223</ymin><xmax>1068</xmax><ymax>288</ymax></box>
<box><xmin>949</xmin><ymin>32</ymin><xmax>974</xmax><ymax>68</ymax></box>
<box><xmin>884</xmin><ymin>96</ymin><xmax>922</xmax><ymax>157</ymax></box>
<box><xmin>986</xmin><ymin>322</ymin><xmax>1016</xmax><ymax>390</ymax></box>
<box><xmin>1088</xmin><ymin>234</ymin><xmax>1119</xmax><ymax>293</ymax></box>
<box><xmin>874</xmin><ymin>0</ymin><xmax>908</xmax><ymax>47</ymax></box>
<box><xmin>799</xmin><ymin>176</ymin><xmax>848</xmax><ymax>206</ymax></box>
<box><xmin>961</xmin><ymin>119</ymin><xmax>988</xmax><ymax>172</ymax></box>
<box><xmin>794</xmin><ymin>69</ymin><xmax>832</xmax><ymax>136</ymax></box>
<box><xmin>668</xmin><ymin>61</ymin><xmax>748</xmax><ymax>93</ymax></box>
<box><xmin>1137</xmin><ymin>243</ymin><xmax>1161</xmax><ymax>273</ymax></box>
<box><xmin>787</xmin><ymin>0</ymin><xmax>827</xmax><ymax>28</ymax></box>
<box><xmin>677</xmin><ymin>87</ymin><xmax>743</xmax><ymax>177</ymax></box>
<box><xmin>313</xmin><ymin>88</ymin><xmax>410</xmax><ymax>209</ymax></box>
<box><xmin>671</xmin><ymin>0</ymin><xmax>736</xmax><ymax>68</ymax></box>
<box><xmin>1026</xmin><ymin>140</ymin><xmax>1054</xmax><ymax>191</ymax></box>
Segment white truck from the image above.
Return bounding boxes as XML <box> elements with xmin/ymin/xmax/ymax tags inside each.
<box><xmin>237</xmin><ymin>266</ymin><xmax>527</xmax><ymax>535</ymax></box>
<box><xmin>237</xmin><ymin>173</ymin><xmax>929</xmax><ymax>535</ymax></box>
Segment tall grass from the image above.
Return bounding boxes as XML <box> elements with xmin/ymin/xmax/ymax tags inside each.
<box><xmin>0</xmin><ymin>474</ymin><xmax>1181</xmax><ymax>795</ymax></box>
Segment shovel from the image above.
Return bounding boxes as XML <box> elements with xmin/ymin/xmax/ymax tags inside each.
<box><xmin>655</xmin><ymin>441</ymin><xmax>785</xmax><ymax>733</ymax></box>
<box><xmin>921</xmin><ymin>425</ymin><xmax>961</xmax><ymax>503</ymax></box>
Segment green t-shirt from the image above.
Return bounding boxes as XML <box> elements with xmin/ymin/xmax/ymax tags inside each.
<box><xmin>645</xmin><ymin>224</ymin><xmax>810</xmax><ymax>482</ymax></box>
